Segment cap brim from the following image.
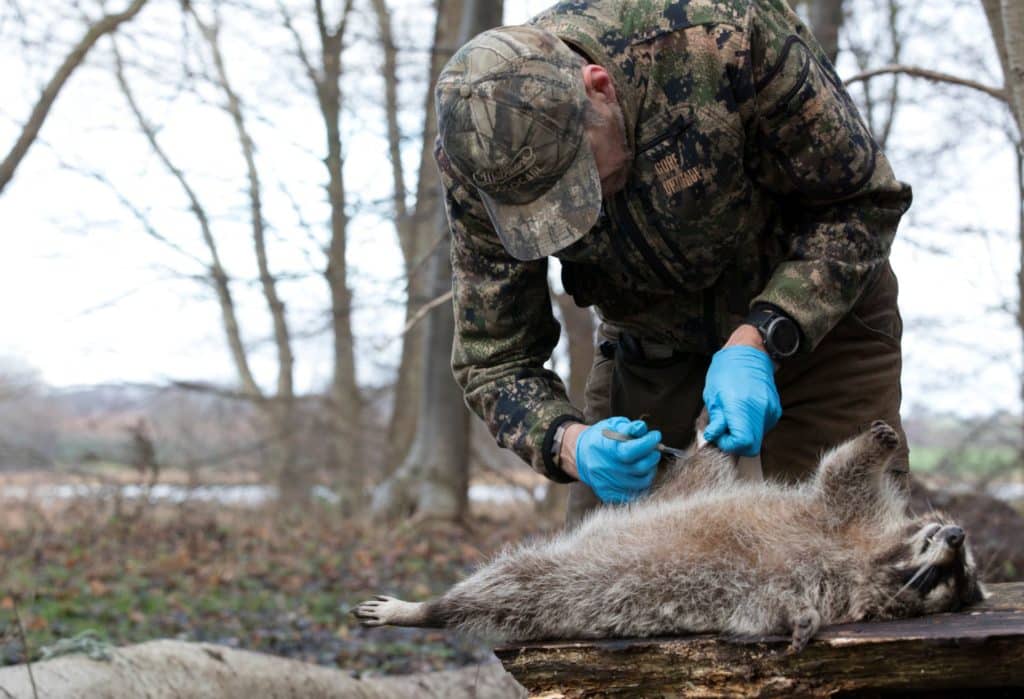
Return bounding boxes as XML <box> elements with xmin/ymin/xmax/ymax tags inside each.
<box><xmin>478</xmin><ymin>137</ymin><xmax>602</xmax><ymax>261</ymax></box>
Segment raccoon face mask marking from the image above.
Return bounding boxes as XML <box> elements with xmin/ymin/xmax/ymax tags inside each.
<box><xmin>883</xmin><ymin>517</ymin><xmax>986</xmax><ymax>615</ymax></box>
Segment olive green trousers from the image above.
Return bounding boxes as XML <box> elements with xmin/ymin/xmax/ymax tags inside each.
<box><xmin>566</xmin><ymin>263</ymin><xmax>909</xmax><ymax>526</ymax></box>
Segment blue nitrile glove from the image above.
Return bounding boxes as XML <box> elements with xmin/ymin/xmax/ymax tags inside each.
<box><xmin>575</xmin><ymin>417</ymin><xmax>662</xmax><ymax>504</ymax></box>
<box><xmin>702</xmin><ymin>346</ymin><xmax>782</xmax><ymax>457</ymax></box>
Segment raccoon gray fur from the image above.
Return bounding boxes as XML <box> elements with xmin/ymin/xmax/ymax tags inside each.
<box><xmin>354</xmin><ymin>420</ymin><xmax>985</xmax><ymax>652</ymax></box>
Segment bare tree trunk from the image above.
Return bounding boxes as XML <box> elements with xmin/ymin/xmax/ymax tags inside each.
<box><xmin>808</xmin><ymin>0</ymin><xmax>844</xmax><ymax>65</ymax></box>
<box><xmin>371</xmin><ymin>0</ymin><xmax>416</xmax><ymax>472</ymax></box>
<box><xmin>0</xmin><ymin>0</ymin><xmax>149</xmax><ymax>195</ymax></box>
<box><xmin>309</xmin><ymin>0</ymin><xmax>363</xmax><ymax>502</ymax></box>
<box><xmin>1017</xmin><ymin>147</ymin><xmax>1024</xmax><ymax>470</ymax></box>
<box><xmin>876</xmin><ymin>0</ymin><xmax>902</xmax><ymax>150</ymax></box>
<box><xmin>371</xmin><ymin>0</ymin><xmax>409</xmax><ymax>240</ymax></box>
<box><xmin>981</xmin><ymin>0</ymin><xmax>1024</xmax><ymax>466</ymax></box>
<box><xmin>111</xmin><ymin>41</ymin><xmax>261</xmax><ymax>400</ymax></box>
<box><xmin>371</xmin><ymin>0</ymin><xmax>503</xmax><ymax>522</ymax></box>
<box><xmin>280</xmin><ymin>0</ymin><xmax>361</xmax><ymax>499</ymax></box>
<box><xmin>372</xmin><ymin>211</ymin><xmax>471</xmax><ymax>520</ymax></box>
<box><xmin>982</xmin><ymin>0</ymin><xmax>1024</xmax><ymax>136</ymax></box>
<box><xmin>190</xmin><ymin>5</ymin><xmax>300</xmax><ymax>500</ymax></box>
<box><xmin>385</xmin><ymin>0</ymin><xmax>467</xmax><ymax>470</ymax></box>
<box><xmin>1002</xmin><ymin>0</ymin><xmax>1024</xmax><ymax>136</ymax></box>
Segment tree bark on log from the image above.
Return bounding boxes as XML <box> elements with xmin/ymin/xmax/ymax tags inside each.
<box><xmin>496</xmin><ymin>582</ymin><xmax>1024</xmax><ymax>698</ymax></box>
<box><xmin>0</xmin><ymin>641</ymin><xmax>525</xmax><ymax>699</ymax></box>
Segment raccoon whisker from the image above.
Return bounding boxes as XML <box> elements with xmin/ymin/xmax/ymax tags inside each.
<box><xmin>887</xmin><ymin>558</ymin><xmax>936</xmax><ymax>606</ymax></box>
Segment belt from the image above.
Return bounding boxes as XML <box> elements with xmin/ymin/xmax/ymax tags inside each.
<box><xmin>600</xmin><ymin>332</ymin><xmax>680</xmax><ymax>362</ymax></box>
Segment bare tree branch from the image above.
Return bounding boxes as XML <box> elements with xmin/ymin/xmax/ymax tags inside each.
<box><xmin>877</xmin><ymin>0</ymin><xmax>903</xmax><ymax>151</ymax></box>
<box><xmin>0</xmin><ymin>0</ymin><xmax>150</xmax><ymax>195</ymax></box>
<box><xmin>110</xmin><ymin>36</ymin><xmax>263</xmax><ymax>399</ymax></box>
<box><xmin>844</xmin><ymin>64</ymin><xmax>1008</xmax><ymax>103</ymax></box>
<box><xmin>402</xmin><ymin>290</ymin><xmax>453</xmax><ymax>335</ymax></box>
<box><xmin>188</xmin><ymin>3</ymin><xmax>295</xmax><ymax>401</ymax></box>
<box><xmin>277</xmin><ymin>0</ymin><xmax>321</xmax><ymax>91</ymax></box>
<box><xmin>980</xmin><ymin>0</ymin><xmax>1021</xmax><ymax>135</ymax></box>
<box><xmin>370</xmin><ymin>0</ymin><xmax>410</xmax><ymax>246</ymax></box>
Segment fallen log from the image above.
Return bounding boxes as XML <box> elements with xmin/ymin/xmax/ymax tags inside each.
<box><xmin>0</xmin><ymin>640</ymin><xmax>526</xmax><ymax>699</ymax></box>
<box><xmin>496</xmin><ymin>582</ymin><xmax>1024</xmax><ymax>698</ymax></box>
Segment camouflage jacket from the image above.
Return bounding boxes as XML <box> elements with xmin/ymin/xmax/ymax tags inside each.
<box><xmin>438</xmin><ymin>0</ymin><xmax>913</xmax><ymax>482</ymax></box>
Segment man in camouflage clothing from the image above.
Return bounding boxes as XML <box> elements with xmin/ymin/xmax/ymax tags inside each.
<box><xmin>435</xmin><ymin>0</ymin><xmax>912</xmax><ymax>523</ymax></box>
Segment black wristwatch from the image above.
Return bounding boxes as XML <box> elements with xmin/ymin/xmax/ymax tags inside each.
<box><xmin>745</xmin><ymin>305</ymin><xmax>801</xmax><ymax>361</ymax></box>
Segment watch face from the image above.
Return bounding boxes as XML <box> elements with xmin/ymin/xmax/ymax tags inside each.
<box><xmin>767</xmin><ymin>317</ymin><xmax>800</xmax><ymax>357</ymax></box>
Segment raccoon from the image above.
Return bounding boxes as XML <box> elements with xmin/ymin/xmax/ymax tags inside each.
<box><xmin>354</xmin><ymin>421</ymin><xmax>985</xmax><ymax>652</ymax></box>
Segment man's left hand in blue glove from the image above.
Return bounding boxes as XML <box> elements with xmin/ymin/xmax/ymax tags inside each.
<box><xmin>702</xmin><ymin>325</ymin><xmax>782</xmax><ymax>457</ymax></box>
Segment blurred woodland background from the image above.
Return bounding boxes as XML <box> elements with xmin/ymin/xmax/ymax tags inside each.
<box><xmin>1</xmin><ymin>0</ymin><xmax>1023</xmax><ymax>683</ymax></box>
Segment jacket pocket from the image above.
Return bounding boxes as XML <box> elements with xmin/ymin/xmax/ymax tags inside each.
<box><xmin>848</xmin><ymin>265</ymin><xmax>902</xmax><ymax>348</ymax></box>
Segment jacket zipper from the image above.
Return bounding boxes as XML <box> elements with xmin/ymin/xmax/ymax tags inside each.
<box><xmin>599</xmin><ymin>203</ymin><xmax>647</xmax><ymax>283</ymax></box>
<box><xmin>635</xmin><ymin>112</ymin><xmax>694</xmax><ymax>153</ymax></box>
<box><xmin>608</xmin><ymin>192</ymin><xmax>685</xmax><ymax>293</ymax></box>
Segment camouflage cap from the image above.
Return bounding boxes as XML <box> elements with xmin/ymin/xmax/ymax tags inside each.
<box><xmin>436</xmin><ymin>26</ymin><xmax>602</xmax><ymax>261</ymax></box>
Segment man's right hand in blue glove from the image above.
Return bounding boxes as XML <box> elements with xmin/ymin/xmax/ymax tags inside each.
<box><xmin>559</xmin><ymin>417</ymin><xmax>662</xmax><ymax>504</ymax></box>
<box><xmin>702</xmin><ymin>326</ymin><xmax>782</xmax><ymax>457</ymax></box>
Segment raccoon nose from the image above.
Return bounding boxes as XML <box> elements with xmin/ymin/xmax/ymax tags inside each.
<box><xmin>943</xmin><ymin>527</ymin><xmax>965</xmax><ymax>549</ymax></box>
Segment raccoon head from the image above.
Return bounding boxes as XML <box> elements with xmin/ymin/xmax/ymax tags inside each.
<box><xmin>874</xmin><ymin>513</ymin><xmax>986</xmax><ymax>618</ymax></box>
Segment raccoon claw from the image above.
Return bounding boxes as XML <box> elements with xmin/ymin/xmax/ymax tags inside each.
<box><xmin>787</xmin><ymin>608</ymin><xmax>820</xmax><ymax>654</ymax></box>
<box><xmin>870</xmin><ymin>420</ymin><xmax>899</xmax><ymax>450</ymax></box>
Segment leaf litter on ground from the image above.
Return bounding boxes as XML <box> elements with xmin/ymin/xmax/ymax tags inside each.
<box><xmin>0</xmin><ymin>497</ymin><xmax>561</xmax><ymax>676</ymax></box>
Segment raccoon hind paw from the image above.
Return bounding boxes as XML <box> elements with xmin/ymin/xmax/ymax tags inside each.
<box><xmin>352</xmin><ymin>595</ymin><xmax>425</xmax><ymax>628</ymax></box>
<box><xmin>870</xmin><ymin>420</ymin><xmax>899</xmax><ymax>451</ymax></box>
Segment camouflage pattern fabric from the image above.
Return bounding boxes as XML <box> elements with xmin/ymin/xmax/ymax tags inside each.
<box><xmin>439</xmin><ymin>0</ymin><xmax>913</xmax><ymax>481</ymax></box>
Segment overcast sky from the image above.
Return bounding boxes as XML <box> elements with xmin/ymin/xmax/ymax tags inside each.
<box><xmin>0</xmin><ymin>0</ymin><xmax>1020</xmax><ymax>417</ymax></box>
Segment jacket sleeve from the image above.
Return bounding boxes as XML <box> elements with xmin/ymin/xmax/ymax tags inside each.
<box><xmin>438</xmin><ymin>143</ymin><xmax>583</xmax><ymax>482</ymax></box>
<box><xmin>741</xmin><ymin>0</ymin><xmax>913</xmax><ymax>350</ymax></box>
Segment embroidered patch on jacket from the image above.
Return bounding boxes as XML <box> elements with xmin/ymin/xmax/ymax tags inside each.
<box><xmin>654</xmin><ymin>153</ymin><xmax>701</xmax><ymax>197</ymax></box>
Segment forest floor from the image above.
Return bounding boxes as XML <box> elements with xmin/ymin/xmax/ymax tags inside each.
<box><xmin>0</xmin><ymin>492</ymin><xmax>561</xmax><ymax>677</ymax></box>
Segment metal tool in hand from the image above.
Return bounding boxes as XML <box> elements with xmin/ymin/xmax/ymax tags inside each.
<box><xmin>601</xmin><ymin>429</ymin><xmax>687</xmax><ymax>460</ymax></box>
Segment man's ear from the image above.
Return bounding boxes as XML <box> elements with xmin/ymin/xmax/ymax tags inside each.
<box><xmin>581</xmin><ymin>65</ymin><xmax>617</xmax><ymax>103</ymax></box>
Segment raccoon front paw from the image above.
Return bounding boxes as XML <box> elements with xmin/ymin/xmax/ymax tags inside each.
<box><xmin>787</xmin><ymin>608</ymin><xmax>820</xmax><ymax>654</ymax></box>
<box><xmin>870</xmin><ymin>420</ymin><xmax>899</xmax><ymax>451</ymax></box>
